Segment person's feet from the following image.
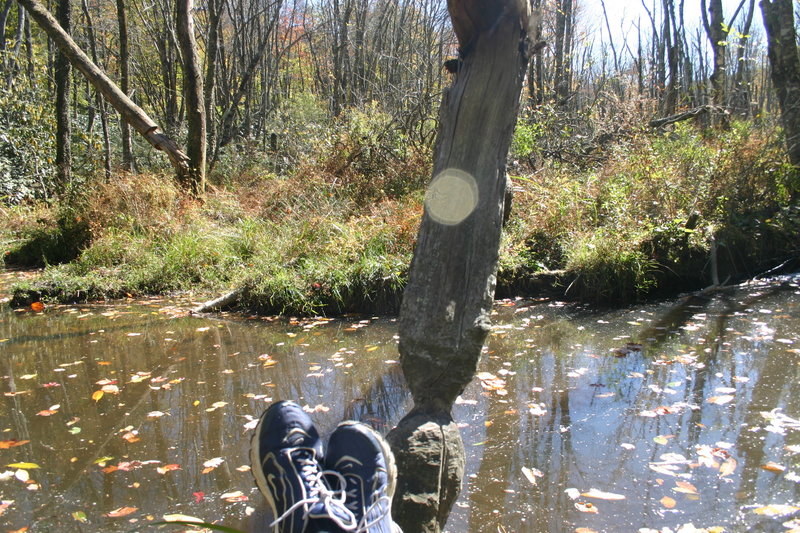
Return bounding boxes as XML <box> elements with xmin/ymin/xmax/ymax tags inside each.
<box><xmin>250</xmin><ymin>401</ymin><xmax>357</xmax><ymax>532</ymax></box>
<box><xmin>325</xmin><ymin>421</ymin><xmax>399</xmax><ymax>533</ymax></box>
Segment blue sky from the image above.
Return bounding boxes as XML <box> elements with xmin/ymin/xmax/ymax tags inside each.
<box><xmin>581</xmin><ymin>0</ymin><xmax>765</xmax><ymax>50</ymax></box>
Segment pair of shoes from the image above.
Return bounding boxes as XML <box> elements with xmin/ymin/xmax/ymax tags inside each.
<box><xmin>250</xmin><ymin>401</ymin><xmax>397</xmax><ymax>533</ymax></box>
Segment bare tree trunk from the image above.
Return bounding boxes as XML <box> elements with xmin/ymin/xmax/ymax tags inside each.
<box><xmin>203</xmin><ymin>0</ymin><xmax>221</xmax><ymax>168</ymax></box>
<box><xmin>387</xmin><ymin>1</ymin><xmax>533</xmax><ymax>531</ymax></box>
<box><xmin>760</xmin><ymin>0</ymin><xmax>800</xmax><ymax>178</ymax></box>
<box><xmin>176</xmin><ymin>0</ymin><xmax>205</xmax><ymax>195</ymax></box>
<box><xmin>731</xmin><ymin>0</ymin><xmax>756</xmax><ymax>117</ymax></box>
<box><xmin>80</xmin><ymin>0</ymin><xmax>110</xmax><ymax>180</ymax></box>
<box><xmin>702</xmin><ymin>0</ymin><xmax>727</xmax><ymax>114</ymax></box>
<box><xmin>116</xmin><ymin>0</ymin><xmax>134</xmax><ymax>171</ymax></box>
<box><xmin>16</xmin><ymin>0</ymin><xmax>193</xmax><ymax>188</ymax></box>
<box><xmin>54</xmin><ymin>0</ymin><xmax>71</xmax><ymax>193</ymax></box>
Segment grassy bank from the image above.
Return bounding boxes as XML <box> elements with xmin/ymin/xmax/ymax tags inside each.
<box><xmin>4</xmin><ymin>118</ymin><xmax>799</xmax><ymax>315</ymax></box>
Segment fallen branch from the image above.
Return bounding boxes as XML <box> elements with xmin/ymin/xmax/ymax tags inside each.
<box><xmin>191</xmin><ymin>288</ymin><xmax>242</xmax><ymax>314</ymax></box>
<box><xmin>648</xmin><ymin>105</ymin><xmax>728</xmax><ymax>128</ymax></box>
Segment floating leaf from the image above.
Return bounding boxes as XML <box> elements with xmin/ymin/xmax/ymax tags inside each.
<box><xmin>660</xmin><ymin>496</ymin><xmax>676</xmax><ymax>508</ymax></box>
<box><xmin>14</xmin><ymin>469</ymin><xmax>29</xmax><ymax>482</ymax></box>
<box><xmin>30</xmin><ymin>302</ymin><xmax>45</xmax><ymax>312</ymax></box>
<box><xmin>707</xmin><ymin>395</ymin><xmax>734</xmax><ymax>405</ymax></box>
<box><xmin>719</xmin><ymin>457</ymin><xmax>737</xmax><ymax>477</ymax></box>
<box><xmin>654</xmin><ymin>435</ymin><xmax>669</xmax><ymax>445</ymax></box>
<box><xmin>19</xmin><ymin>374</ymin><xmax>37</xmax><ymax>380</ymax></box>
<box><xmin>521</xmin><ymin>466</ymin><xmax>542</xmax><ymax>486</ymax></box>
<box><xmin>762</xmin><ymin>462</ymin><xmax>786</xmax><ymax>473</ymax></box>
<box><xmin>91</xmin><ymin>390</ymin><xmax>104</xmax><ymax>402</ymax></box>
<box><xmin>6</xmin><ymin>463</ymin><xmax>39</xmax><ymax>470</ymax></box>
<box><xmin>575</xmin><ymin>502</ymin><xmax>598</xmax><ymax>514</ymax></box>
<box><xmin>156</xmin><ymin>464</ymin><xmax>181</xmax><ymax>475</ymax></box>
<box><xmin>68</xmin><ymin>427</ymin><xmax>81</xmax><ymax>435</ymax></box>
<box><xmin>581</xmin><ymin>489</ymin><xmax>625</xmax><ymax>501</ymax></box>
<box><xmin>752</xmin><ymin>504</ymin><xmax>800</xmax><ymax>517</ymax></box>
<box><xmin>0</xmin><ymin>440</ymin><xmax>29</xmax><ymax>449</ymax></box>
<box><xmin>71</xmin><ymin>511</ymin><xmax>87</xmax><ymax>523</ymax></box>
<box><xmin>673</xmin><ymin>481</ymin><xmax>698</xmax><ymax>495</ymax></box>
<box><xmin>163</xmin><ymin>514</ymin><xmax>203</xmax><ymax>524</ymax></box>
<box><xmin>565</xmin><ymin>488</ymin><xmax>580</xmax><ymax>500</ymax></box>
<box><xmin>104</xmin><ymin>506</ymin><xmax>137</xmax><ymax>517</ymax></box>
<box><xmin>221</xmin><ymin>491</ymin><xmax>248</xmax><ymax>502</ymax></box>
<box><xmin>202</xmin><ymin>457</ymin><xmax>224</xmax><ymax>474</ymax></box>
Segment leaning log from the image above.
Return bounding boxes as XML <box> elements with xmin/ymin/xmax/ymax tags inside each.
<box><xmin>387</xmin><ymin>1</ymin><xmax>534</xmax><ymax>531</ymax></box>
<box><xmin>16</xmin><ymin>0</ymin><xmax>192</xmax><ymax>184</ymax></box>
<box><xmin>648</xmin><ymin>105</ymin><xmax>728</xmax><ymax>128</ymax></box>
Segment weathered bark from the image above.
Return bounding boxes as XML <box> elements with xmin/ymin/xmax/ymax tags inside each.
<box><xmin>176</xmin><ymin>0</ymin><xmax>206</xmax><ymax>195</ymax></box>
<box><xmin>54</xmin><ymin>0</ymin><xmax>71</xmax><ymax>193</ymax></box>
<box><xmin>387</xmin><ymin>1</ymin><xmax>533</xmax><ymax>531</ymax></box>
<box><xmin>116</xmin><ymin>0</ymin><xmax>134</xmax><ymax>171</ymax></box>
<box><xmin>760</xmin><ymin>0</ymin><xmax>800</xmax><ymax>175</ymax></box>
<box><xmin>16</xmin><ymin>0</ymin><xmax>193</xmax><ymax>187</ymax></box>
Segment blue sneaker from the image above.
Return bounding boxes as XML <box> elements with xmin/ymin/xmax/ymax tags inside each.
<box><xmin>325</xmin><ymin>422</ymin><xmax>399</xmax><ymax>533</ymax></box>
<box><xmin>250</xmin><ymin>401</ymin><xmax>357</xmax><ymax>532</ymax></box>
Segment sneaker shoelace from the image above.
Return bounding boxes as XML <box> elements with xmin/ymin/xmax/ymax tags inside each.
<box><xmin>269</xmin><ymin>447</ymin><xmax>357</xmax><ymax>531</ymax></box>
<box><xmin>344</xmin><ymin>482</ymin><xmax>392</xmax><ymax>533</ymax></box>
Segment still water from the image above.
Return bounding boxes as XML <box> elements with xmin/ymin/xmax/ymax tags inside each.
<box><xmin>0</xmin><ymin>273</ymin><xmax>799</xmax><ymax>532</ymax></box>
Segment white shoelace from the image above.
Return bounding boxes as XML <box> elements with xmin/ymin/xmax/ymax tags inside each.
<box><xmin>269</xmin><ymin>447</ymin><xmax>358</xmax><ymax>531</ymax></box>
<box><xmin>342</xmin><ymin>480</ymin><xmax>393</xmax><ymax>533</ymax></box>
<box><xmin>353</xmin><ymin>491</ymin><xmax>392</xmax><ymax>533</ymax></box>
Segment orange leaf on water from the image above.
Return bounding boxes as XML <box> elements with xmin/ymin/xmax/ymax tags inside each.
<box><xmin>104</xmin><ymin>506</ymin><xmax>137</xmax><ymax>517</ymax></box>
<box><xmin>30</xmin><ymin>302</ymin><xmax>45</xmax><ymax>312</ymax></box>
<box><xmin>91</xmin><ymin>390</ymin><xmax>104</xmax><ymax>402</ymax></box>
<box><xmin>762</xmin><ymin>462</ymin><xmax>786</xmax><ymax>473</ymax></box>
<box><xmin>674</xmin><ymin>481</ymin><xmax>698</xmax><ymax>495</ymax></box>
<box><xmin>661</xmin><ymin>496</ymin><xmax>677</xmax><ymax>508</ymax></box>
<box><xmin>157</xmin><ymin>464</ymin><xmax>181</xmax><ymax>474</ymax></box>
<box><xmin>0</xmin><ymin>440</ymin><xmax>29</xmax><ymax>449</ymax></box>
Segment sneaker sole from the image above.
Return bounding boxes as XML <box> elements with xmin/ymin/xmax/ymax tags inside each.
<box><xmin>333</xmin><ymin>421</ymin><xmax>397</xmax><ymax>501</ymax></box>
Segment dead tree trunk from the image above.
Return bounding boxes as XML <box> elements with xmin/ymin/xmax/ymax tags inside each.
<box><xmin>386</xmin><ymin>1</ymin><xmax>534</xmax><ymax>531</ymax></box>
<box><xmin>16</xmin><ymin>0</ymin><xmax>193</xmax><ymax>190</ymax></box>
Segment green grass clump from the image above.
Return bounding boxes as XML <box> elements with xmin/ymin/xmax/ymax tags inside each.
<box><xmin>4</xmin><ymin>115</ymin><xmax>798</xmax><ymax>312</ymax></box>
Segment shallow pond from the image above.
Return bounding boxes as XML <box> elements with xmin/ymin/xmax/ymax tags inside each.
<box><xmin>1</xmin><ymin>273</ymin><xmax>799</xmax><ymax>532</ymax></box>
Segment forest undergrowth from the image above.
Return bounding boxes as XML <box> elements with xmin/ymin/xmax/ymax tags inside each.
<box><xmin>3</xmin><ymin>102</ymin><xmax>799</xmax><ymax>315</ymax></box>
